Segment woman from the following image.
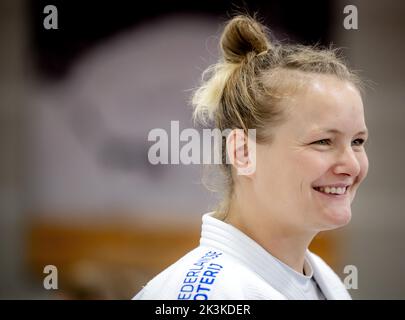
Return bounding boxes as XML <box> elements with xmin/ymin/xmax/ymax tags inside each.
<box><xmin>133</xmin><ymin>15</ymin><xmax>369</xmax><ymax>300</ymax></box>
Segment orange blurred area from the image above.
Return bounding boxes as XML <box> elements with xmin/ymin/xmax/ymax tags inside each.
<box><xmin>26</xmin><ymin>213</ymin><xmax>200</xmax><ymax>299</ymax></box>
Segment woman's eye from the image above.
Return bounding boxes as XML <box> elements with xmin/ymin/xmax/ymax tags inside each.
<box><xmin>313</xmin><ymin>139</ymin><xmax>331</xmax><ymax>145</ymax></box>
<box><xmin>352</xmin><ymin>138</ymin><xmax>365</xmax><ymax>146</ymax></box>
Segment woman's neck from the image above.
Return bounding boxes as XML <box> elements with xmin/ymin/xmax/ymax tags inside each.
<box><xmin>225</xmin><ymin>198</ymin><xmax>316</xmax><ymax>274</ymax></box>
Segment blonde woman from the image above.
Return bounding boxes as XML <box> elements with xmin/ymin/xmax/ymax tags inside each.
<box><xmin>133</xmin><ymin>15</ymin><xmax>368</xmax><ymax>300</ymax></box>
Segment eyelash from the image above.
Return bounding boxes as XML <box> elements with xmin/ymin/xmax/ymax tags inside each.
<box><xmin>313</xmin><ymin>139</ymin><xmax>366</xmax><ymax>146</ymax></box>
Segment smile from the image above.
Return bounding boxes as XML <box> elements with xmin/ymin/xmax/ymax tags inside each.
<box><xmin>313</xmin><ymin>185</ymin><xmax>350</xmax><ymax>197</ymax></box>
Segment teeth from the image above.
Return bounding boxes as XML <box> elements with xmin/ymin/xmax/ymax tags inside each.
<box><xmin>316</xmin><ymin>186</ymin><xmax>347</xmax><ymax>195</ymax></box>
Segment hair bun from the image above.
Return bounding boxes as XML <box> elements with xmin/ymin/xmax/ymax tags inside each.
<box><xmin>220</xmin><ymin>15</ymin><xmax>271</xmax><ymax>64</ymax></box>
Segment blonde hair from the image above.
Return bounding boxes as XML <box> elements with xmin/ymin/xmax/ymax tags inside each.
<box><xmin>192</xmin><ymin>15</ymin><xmax>362</xmax><ymax>219</ymax></box>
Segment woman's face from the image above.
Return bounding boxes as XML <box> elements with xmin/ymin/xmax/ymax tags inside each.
<box><xmin>253</xmin><ymin>74</ymin><xmax>369</xmax><ymax>232</ymax></box>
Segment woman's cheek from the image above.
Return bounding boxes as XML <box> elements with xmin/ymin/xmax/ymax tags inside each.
<box><xmin>298</xmin><ymin>151</ymin><xmax>330</xmax><ymax>174</ymax></box>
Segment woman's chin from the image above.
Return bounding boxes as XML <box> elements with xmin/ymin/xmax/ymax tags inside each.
<box><xmin>319</xmin><ymin>207</ymin><xmax>352</xmax><ymax>230</ymax></box>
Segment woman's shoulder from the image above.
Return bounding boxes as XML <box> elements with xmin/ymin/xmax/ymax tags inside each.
<box><xmin>132</xmin><ymin>245</ymin><xmax>285</xmax><ymax>300</ymax></box>
<box><xmin>132</xmin><ymin>246</ymin><xmax>238</xmax><ymax>299</ymax></box>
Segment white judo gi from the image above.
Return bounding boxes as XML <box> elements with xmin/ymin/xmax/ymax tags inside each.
<box><xmin>133</xmin><ymin>212</ymin><xmax>351</xmax><ymax>300</ymax></box>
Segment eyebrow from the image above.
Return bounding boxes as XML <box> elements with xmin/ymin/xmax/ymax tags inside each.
<box><xmin>314</xmin><ymin>128</ymin><xmax>369</xmax><ymax>136</ymax></box>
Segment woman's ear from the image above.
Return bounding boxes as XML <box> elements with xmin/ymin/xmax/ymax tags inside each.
<box><xmin>226</xmin><ymin>129</ymin><xmax>256</xmax><ymax>176</ymax></box>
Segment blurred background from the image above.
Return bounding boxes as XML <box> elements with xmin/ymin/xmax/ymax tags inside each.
<box><xmin>0</xmin><ymin>0</ymin><xmax>404</xmax><ymax>299</ymax></box>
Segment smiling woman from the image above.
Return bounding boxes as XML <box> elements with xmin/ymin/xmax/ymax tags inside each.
<box><xmin>133</xmin><ymin>14</ymin><xmax>369</xmax><ymax>300</ymax></box>
<box><xmin>250</xmin><ymin>73</ymin><xmax>369</xmax><ymax>234</ymax></box>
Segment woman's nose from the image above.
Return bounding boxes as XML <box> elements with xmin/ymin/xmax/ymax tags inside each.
<box><xmin>333</xmin><ymin>147</ymin><xmax>361</xmax><ymax>177</ymax></box>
